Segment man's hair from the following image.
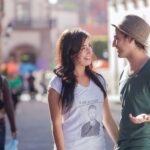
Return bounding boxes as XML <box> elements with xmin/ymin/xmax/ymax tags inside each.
<box><xmin>121</xmin><ymin>30</ymin><xmax>146</xmax><ymax>51</ymax></box>
<box><xmin>134</xmin><ymin>40</ymin><xmax>145</xmax><ymax>50</ymax></box>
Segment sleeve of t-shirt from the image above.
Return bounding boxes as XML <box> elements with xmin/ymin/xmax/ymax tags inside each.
<box><xmin>48</xmin><ymin>75</ymin><xmax>62</xmax><ymax>94</ymax></box>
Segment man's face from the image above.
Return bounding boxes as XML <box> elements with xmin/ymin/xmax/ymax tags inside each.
<box><xmin>88</xmin><ymin>108</ymin><xmax>96</xmax><ymax>121</ymax></box>
<box><xmin>112</xmin><ymin>29</ymin><xmax>131</xmax><ymax>58</ymax></box>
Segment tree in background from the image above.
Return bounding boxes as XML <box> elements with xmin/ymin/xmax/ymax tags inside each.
<box><xmin>92</xmin><ymin>36</ymin><xmax>108</xmax><ymax>60</ymax></box>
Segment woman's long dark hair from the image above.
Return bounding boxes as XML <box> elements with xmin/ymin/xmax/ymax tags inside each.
<box><xmin>54</xmin><ymin>28</ymin><xmax>107</xmax><ymax>113</ymax></box>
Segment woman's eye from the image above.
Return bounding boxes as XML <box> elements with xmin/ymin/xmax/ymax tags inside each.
<box><xmin>81</xmin><ymin>47</ymin><xmax>86</xmax><ymax>51</ymax></box>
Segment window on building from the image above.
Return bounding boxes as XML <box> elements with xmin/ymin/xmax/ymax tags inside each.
<box><xmin>0</xmin><ymin>0</ymin><xmax>4</xmax><ymax>17</ymax></box>
<box><xmin>16</xmin><ymin>1</ymin><xmax>30</xmax><ymax>21</ymax></box>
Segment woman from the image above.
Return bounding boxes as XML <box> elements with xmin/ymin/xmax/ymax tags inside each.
<box><xmin>48</xmin><ymin>28</ymin><xmax>118</xmax><ymax>150</ymax></box>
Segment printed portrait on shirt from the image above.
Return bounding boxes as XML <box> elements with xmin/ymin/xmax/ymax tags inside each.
<box><xmin>81</xmin><ymin>104</ymin><xmax>100</xmax><ymax>137</ymax></box>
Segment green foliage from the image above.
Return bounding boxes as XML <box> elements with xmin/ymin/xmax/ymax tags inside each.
<box><xmin>63</xmin><ymin>1</ymin><xmax>78</xmax><ymax>10</ymax></box>
<box><xmin>58</xmin><ymin>0</ymin><xmax>78</xmax><ymax>10</ymax></box>
<box><xmin>92</xmin><ymin>36</ymin><xmax>108</xmax><ymax>60</ymax></box>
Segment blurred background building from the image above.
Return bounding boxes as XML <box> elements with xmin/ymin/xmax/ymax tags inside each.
<box><xmin>1</xmin><ymin>0</ymin><xmax>79</xmax><ymax>72</ymax></box>
<box><xmin>0</xmin><ymin>0</ymin><xmax>4</xmax><ymax>64</ymax></box>
<box><xmin>1</xmin><ymin>0</ymin><xmax>150</xmax><ymax>96</ymax></box>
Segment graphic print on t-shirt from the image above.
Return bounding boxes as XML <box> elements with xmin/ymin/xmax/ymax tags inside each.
<box><xmin>80</xmin><ymin>104</ymin><xmax>101</xmax><ymax>137</ymax></box>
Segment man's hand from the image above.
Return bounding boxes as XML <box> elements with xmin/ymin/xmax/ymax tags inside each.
<box><xmin>129</xmin><ymin>113</ymin><xmax>150</xmax><ymax>124</ymax></box>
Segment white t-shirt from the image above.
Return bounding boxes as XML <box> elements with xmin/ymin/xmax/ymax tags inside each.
<box><xmin>49</xmin><ymin>74</ymin><xmax>106</xmax><ymax>150</ymax></box>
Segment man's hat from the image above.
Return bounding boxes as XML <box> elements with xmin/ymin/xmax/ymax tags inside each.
<box><xmin>112</xmin><ymin>15</ymin><xmax>150</xmax><ymax>47</ymax></box>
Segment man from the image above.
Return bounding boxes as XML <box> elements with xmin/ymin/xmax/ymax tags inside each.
<box><xmin>81</xmin><ymin>105</ymin><xmax>100</xmax><ymax>137</ymax></box>
<box><xmin>112</xmin><ymin>14</ymin><xmax>150</xmax><ymax>150</ymax></box>
<box><xmin>0</xmin><ymin>74</ymin><xmax>17</xmax><ymax>150</ymax></box>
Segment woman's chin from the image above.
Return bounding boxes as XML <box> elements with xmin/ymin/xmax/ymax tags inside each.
<box><xmin>85</xmin><ymin>62</ymin><xmax>92</xmax><ymax>66</ymax></box>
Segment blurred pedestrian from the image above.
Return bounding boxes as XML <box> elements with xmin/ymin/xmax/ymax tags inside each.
<box><xmin>27</xmin><ymin>71</ymin><xmax>37</xmax><ymax>99</ymax></box>
<box><xmin>0</xmin><ymin>74</ymin><xmax>17</xmax><ymax>150</ymax></box>
<box><xmin>112</xmin><ymin>14</ymin><xmax>150</xmax><ymax>150</ymax></box>
<box><xmin>8</xmin><ymin>73</ymin><xmax>24</xmax><ymax>110</ymax></box>
<box><xmin>40</xmin><ymin>71</ymin><xmax>47</xmax><ymax>95</ymax></box>
<box><xmin>48</xmin><ymin>28</ymin><xmax>118</xmax><ymax>150</ymax></box>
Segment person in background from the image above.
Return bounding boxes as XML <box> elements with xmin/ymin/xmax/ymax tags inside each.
<box><xmin>0</xmin><ymin>74</ymin><xmax>17</xmax><ymax>150</ymax></box>
<box><xmin>27</xmin><ymin>71</ymin><xmax>37</xmax><ymax>99</ymax></box>
<box><xmin>48</xmin><ymin>28</ymin><xmax>118</xmax><ymax>150</ymax></box>
<box><xmin>40</xmin><ymin>71</ymin><xmax>47</xmax><ymax>95</ymax></box>
<box><xmin>8</xmin><ymin>72</ymin><xmax>24</xmax><ymax>110</ymax></box>
<box><xmin>112</xmin><ymin>14</ymin><xmax>150</xmax><ymax>150</ymax></box>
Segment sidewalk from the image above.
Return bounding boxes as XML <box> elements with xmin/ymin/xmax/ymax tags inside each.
<box><xmin>6</xmin><ymin>101</ymin><xmax>54</xmax><ymax>150</ymax></box>
<box><xmin>6</xmin><ymin>98</ymin><xmax>121</xmax><ymax>150</ymax></box>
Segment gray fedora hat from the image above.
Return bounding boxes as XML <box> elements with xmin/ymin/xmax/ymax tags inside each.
<box><xmin>112</xmin><ymin>15</ymin><xmax>150</xmax><ymax>47</ymax></box>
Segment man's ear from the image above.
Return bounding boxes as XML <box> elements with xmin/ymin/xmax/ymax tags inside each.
<box><xmin>128</xmin><ymin>37</ymin><xmax>134</xmax><ymax>44</ymax></box>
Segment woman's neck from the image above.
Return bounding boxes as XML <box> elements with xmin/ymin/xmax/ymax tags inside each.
<box><xmin>74</xmin><ymin>66</ymin><xmax>90</xmax><ymax>86</ymax></box>
<box><xmin>74</xmin><ymin>66</ymin><xmax>86</xmax><ymax>77</ymax></box>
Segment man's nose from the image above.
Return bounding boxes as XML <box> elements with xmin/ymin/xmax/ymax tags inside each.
<box><xmin>112</xmin><ymin>39</ymin><xmax>116</xmax><ymax>47</ymax></box>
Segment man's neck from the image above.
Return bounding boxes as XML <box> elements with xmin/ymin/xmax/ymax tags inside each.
<box><xmin>127</xmin><ymin>52</ymin><xmax>149</xmax><ymax>75</ymax></box>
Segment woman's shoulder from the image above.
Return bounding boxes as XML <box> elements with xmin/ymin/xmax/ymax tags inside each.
<box><xmin>94</xmin><ymin>72</ymin><xmax>106</xmax><ymax>82</ymax></box>
<box><xmin>48</xmin><ymin>75</ymin><xmax>62</xmax><ymax>94</ymax></box>
<box><xmin>50</xmin><ymin>75</ymin><xmax>62</xmax><ymax>82</ymax></box>
<box><xmin>49</xmin><ymin>75</ymin><xmax>62</xmax><ymax>86</ymax></box>
<box><xmin>93</xmin><ymin>72</ymin><xmax>107</xmax><ymax>89</ymax></box>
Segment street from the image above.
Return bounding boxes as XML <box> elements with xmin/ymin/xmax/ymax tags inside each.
<box><xmin>6</xmin><ymin>97</ymin><xmax>121</xmax><ymax>150</ymax></box>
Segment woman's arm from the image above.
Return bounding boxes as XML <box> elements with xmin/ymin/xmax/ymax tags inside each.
<box><xmin>102</xmin><ymin>97</ymin><xmax>118</xmax><ymax>145</ymax></box>
<box><xmin>48</xmin><ymin>88</ymin><xmax>65</xmax><ymax>150</ymax></box>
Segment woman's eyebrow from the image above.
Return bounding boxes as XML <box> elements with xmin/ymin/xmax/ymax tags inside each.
<box><xmin>81</xmin><ymin>44</ymin><xmax>88</xmax><ymax>47</ymax></box>
<box><xmin>82</xmin><ymin>44</ymin><xmax>86</xmax><ymax>46</ymax></box>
